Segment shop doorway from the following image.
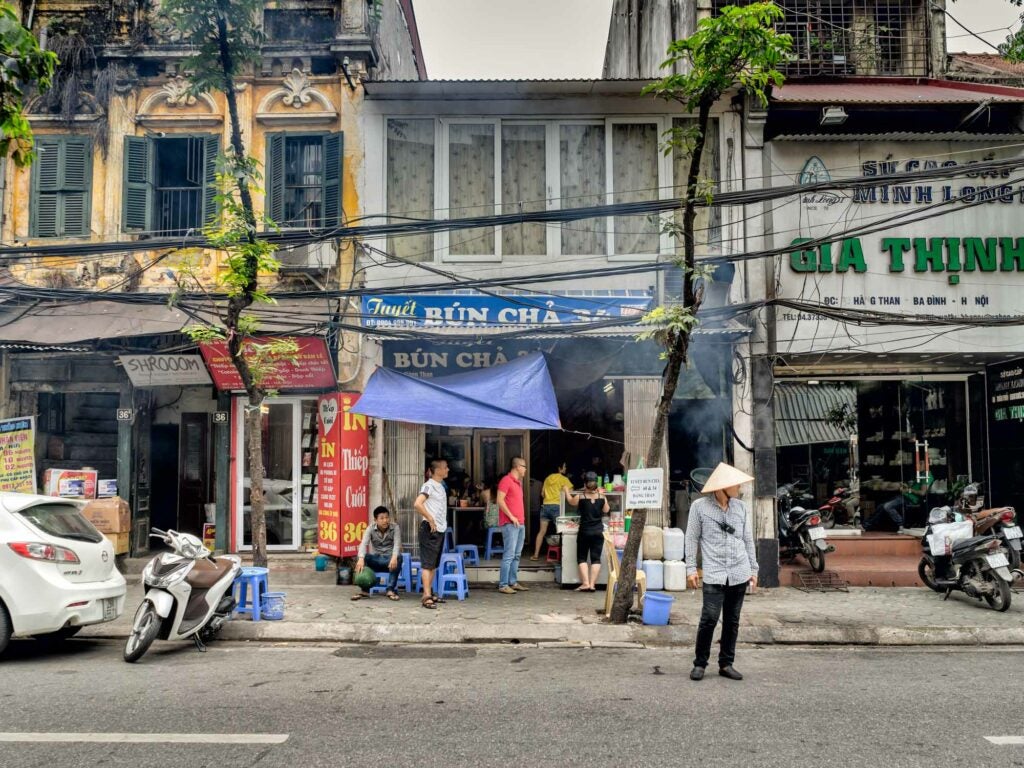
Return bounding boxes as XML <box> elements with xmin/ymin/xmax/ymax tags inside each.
<box><xmin>177</xmin><ymin>413</ymin><xmax>211</xmax><ymax>535</ymax></box>
<box><xmin>234</xmin><ymin>396</ymin><xmax>319</xmax><ymax>551</ymax></box>
<box><xmin>150</xmin><ymin>424</ymin><xmax>179</xmax><ymax>534</ymax></box>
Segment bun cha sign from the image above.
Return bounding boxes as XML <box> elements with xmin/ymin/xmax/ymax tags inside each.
<box><xmin>361</xmin><ymin>291</ymin><xmax>651</xmax><ymax>330</ymax></box>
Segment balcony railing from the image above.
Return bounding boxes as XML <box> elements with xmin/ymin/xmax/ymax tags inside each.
<box><xmin>155</xmin><ymin>187</ymin><xmax>202</xmax><ymax>237</ymax></box>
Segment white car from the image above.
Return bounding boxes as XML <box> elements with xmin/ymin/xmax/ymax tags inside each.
<box><xmin>0</xmin><ymin>493</ymin><xmax>127</xmax><ymax>654</ymax></box>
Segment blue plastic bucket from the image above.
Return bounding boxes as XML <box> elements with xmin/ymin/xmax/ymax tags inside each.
<box><xmin>641</xmin><ymin>591</ymin><xmax>674</xmax><ymax>626</ymax></box>
<box><xmin>314</xmin><ymin>554</ymin><xmax>328</xmax><ymax>572</ymax></box>
<box><xmin>261</xmin><ymin>592</ymin><xmax>286</xmax><ymax>621</ymax></box>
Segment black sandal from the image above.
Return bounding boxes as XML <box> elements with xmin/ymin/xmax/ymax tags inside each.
<box><xmin>386</xmin><ymin>592</ymin><xmax>400</xmax><ymax>601</ymax></box>
<box><xmin>351</xmin><ymin>592</ymin><xmax>369</xmax><ymax>601</ymax></box>
<box><xmin>421</xmin><ymin>596</ymin><xmax>438</xmax><ymax>609</ymax></box>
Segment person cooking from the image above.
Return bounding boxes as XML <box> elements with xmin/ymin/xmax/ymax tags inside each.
<box><xmin>566</xmin><ymin>471</ymin><xmax>607</xmax><ymax>592</ymax></box>
<box><xmin>532</xmin><ymin>462</ymin><xmax>573</xmax><ymax>561</ymax></box>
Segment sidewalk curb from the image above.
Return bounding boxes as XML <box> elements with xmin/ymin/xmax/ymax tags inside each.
<box><xmin>83</xmin><ymin>621</ymin><xmax>1024</xmax><ymax>647</ymax></box>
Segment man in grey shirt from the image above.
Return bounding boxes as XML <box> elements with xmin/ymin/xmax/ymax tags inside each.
<box><xmin>353</xmin><ymin>506</ymin><xmax>402</xmax><ymax>601</ymax></box>
<box><xmin>685</xmin><ymin>463</ymin><xmax>758</xmax><ymax>681</ymax></box>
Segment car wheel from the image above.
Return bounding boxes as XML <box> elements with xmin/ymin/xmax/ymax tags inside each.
<box><xmin>35</xmin><ymin>626</ymin><xmax>82</xmax><ymax>642</ymax></box>
<box><xmin>0</xmin><ymin>601</ymin><xmax>11</xmax><ymax>656</ymax></box>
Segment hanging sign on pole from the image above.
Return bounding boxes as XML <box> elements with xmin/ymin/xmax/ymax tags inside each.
<box><xmin>626</xmin><ymin>468</ymin><xmax>664</xmax><ymax>509</ymax></box>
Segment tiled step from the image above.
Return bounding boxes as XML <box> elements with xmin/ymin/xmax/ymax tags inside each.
<box><xmin>829</xmin><ymin>533</ymin><xmax>922</xmax><ymax>558</ymax></box>
<box><xmin>783</xmin><ymin>555</ymin><xmax>924</xmax><ymax>588</ymax></box>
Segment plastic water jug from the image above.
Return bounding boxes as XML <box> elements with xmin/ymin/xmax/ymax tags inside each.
<box><xmin>642</xmin><ymin>526</ymin><xmax>664</xmax><ymax>560</ymax></box>
<box><xmin>662</xmin><ymin>528</ymin><xmax>686</xmax><ymax>561</ymax></box>
<box><xmin>663</xmin><ymin>560</ymin><xmax>687</xmax><ymax>591</ymax></box>
<box><xmin>641</xmin><ymin>559</ymin><xmax>664</xmax><ymax>590</ymax></box>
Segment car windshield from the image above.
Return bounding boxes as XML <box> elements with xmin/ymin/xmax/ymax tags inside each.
<box><xmin>15</xmin><ymin>503</ymin><xmax>104</xmax><ymax>544</ymax></box>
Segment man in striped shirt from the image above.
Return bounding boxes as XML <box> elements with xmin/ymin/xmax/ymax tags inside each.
<box><xmin>685</xmin><ymin>463</ymin><xmax>758</xmax><ymax>682</ymax></box>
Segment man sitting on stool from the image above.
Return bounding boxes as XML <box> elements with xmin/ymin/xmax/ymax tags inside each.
<box><xmin>353</xmin><ymin>506</ymin><xmax>402</xmax><ymax>601</ymax></box>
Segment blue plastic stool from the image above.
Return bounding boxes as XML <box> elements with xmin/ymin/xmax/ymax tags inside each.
<box><xmin>438</xmin><ymin>552</ymin><xmax>465</xmax><ymax>577</ymax></box>
<box><xmin>233</xmin><ymin>566</ymin><xmax>269</xmax><ymax>622</ymax></box>
<box><xmin>411</xmin><ymin>559</ymin><xmax>423</xmax><ymax>592</ymax></box>
<box><xmin>369</xmin><ymin>553</ymin><xmax>414</xmax><ymax>594</ymax></box>
<box><xmin>438</xmin><ymin>572</ymin><xmax>469</xmax><ymax>601</ymax></box>
<box><xmin>455</xmin><ymin>544</ymin><xmax>480</xmax><ymax>566</ymax></box>
<box><xmin>442</xmin><ymin>530</ymin><xmax>455</xmax><ymax>553</ymax></box>
<box><xmin>484</xmin><ymin>527</ymin><xmax>504</xmax><ymax>560</ymax></box>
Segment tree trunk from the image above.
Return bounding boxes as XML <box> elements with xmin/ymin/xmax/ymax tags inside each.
<box><xmin>609</xmin><ymin>97</ymin><xmax>713</xmax><ymax>624</ymax></box>
<box><xmin>215</xmin><ymin>0</ymin><xmax>267</xmax><ymax>567</ymax></box>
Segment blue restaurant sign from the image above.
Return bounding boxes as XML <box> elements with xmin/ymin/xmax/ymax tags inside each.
<box><xmin>361</xmin><ymin>291</ymin><xmax>652</xmax><ymax>330</ymax></box>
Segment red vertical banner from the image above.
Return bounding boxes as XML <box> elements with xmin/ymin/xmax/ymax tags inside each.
<box><xmin>317</xmin><ymin>392</ymin><xmax>369</xmax><ymax>558</ymax></box>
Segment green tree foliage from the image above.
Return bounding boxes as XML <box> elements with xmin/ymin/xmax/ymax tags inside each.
<box><xmin>0</xmin><ymin>2</ymin><xmax>57</xmax><ymax>165</ymax></box>
<box><xmin>162</xmin><ymin>0</ymin><xmax>288</xmax><ymax>567</ymax></box>
<box><xmin>608</xmin><ymin>2</ymin><xmax>791</xmax><ymax>624</ymax></box>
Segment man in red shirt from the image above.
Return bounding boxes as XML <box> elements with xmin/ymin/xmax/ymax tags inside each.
<box><xmin>496</xmin><ymin>456</ymin><xmax>529</xmax><ymax>594</ymax></box>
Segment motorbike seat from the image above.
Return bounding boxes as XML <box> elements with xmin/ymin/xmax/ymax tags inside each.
<box><xmin>950</xmin><ymin>535</ymin><xmax>994</xmax><ymax>555</ymax></box>
<box><xmin>787</xmin><ymin>509</ymin><xmax>807</xmax><ymax>523</ymax></box>
<box><xmin>185</xmin><ymin>557</ymin><xmax>234</xmax><ymax>589</ymax></box>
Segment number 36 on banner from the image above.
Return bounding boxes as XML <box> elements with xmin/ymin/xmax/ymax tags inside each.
<box><xmin>318</xmin><ymin>520</ymin><xmax>338</xmax><ymax>543</ymax></box>
<box><xmin>343</xmin><ymin>521</ymin><xmax>367</xmax><ymax>545</ymax></box>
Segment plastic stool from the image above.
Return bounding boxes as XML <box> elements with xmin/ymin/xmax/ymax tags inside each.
<box><xmin>442</xmin><ymin>530</ymin><xmax>455</xmax><ymax>553</ymax></box>
<box><xmin>438</xmin><ymin>572</ymin><xmax>469</xmax><ymax>600</ymax></box>
<box><xmin>370</xmin><ymin>553</ymin><xmax>414</xmax><ymax>594</ymax></box>
<box><xmin>545</xmin><ymin>545</ymin><xmax>562</xmax><ymax>564</ymax></box>
<box><xmin>411</xmin><ymin>559</ymin><xmax>423</xmax><ymax>592</ymax></box>
<box><xmin>455</xmin><ymin>544</ymin><xmax>480</xmax><ymax>566</ymax></box>
<box><xmin>484</xmin><ymin>527</ymin><xmax>504</xmax><ymax>560</ymax></box>
<box><xmin>438</xmin><ymin>552</ymin><xmax>465</xmax><ymax>577</ymax></box>
<box><xmin>233</xmin><ymin>567</ymin><xmax>269</xmax><ymax>622</ymax></box>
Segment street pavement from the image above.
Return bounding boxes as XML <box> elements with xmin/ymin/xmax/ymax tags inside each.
<box><xmin>2</xmin><ymin>640</ymin><xmax>1024</xmax><ymax>767</ymax></box>
<box><xmin>81</xmin><ymin>581</ymin><xmax>1024</xmax><ymax>646</ymax></box>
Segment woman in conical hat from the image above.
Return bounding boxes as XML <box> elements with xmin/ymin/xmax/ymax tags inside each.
<box><xmin>686</xmin><ymin>461</ymin><xmax>758</xmax><ymax>682</ymax></box>
<box><xmin>701</xmin><ymin>463</ymin><xmax>754</xmax><ymax>494</ymax></box>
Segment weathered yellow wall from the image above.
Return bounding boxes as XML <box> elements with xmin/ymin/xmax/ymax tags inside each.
<box><xmin>5</xmin><ymin>72</ymin><xmax>361</xmax><ymax>294</ymax></box>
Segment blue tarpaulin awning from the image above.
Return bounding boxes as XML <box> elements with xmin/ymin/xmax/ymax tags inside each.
<box><xmin>351</xmin><ymin>352</ymin><xmax>562</xmax><ymax>430</ymax></box>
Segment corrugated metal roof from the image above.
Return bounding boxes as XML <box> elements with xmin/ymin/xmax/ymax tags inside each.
<box><xmin>774</xmin><ymin>383</ymin><xmax>856</xmax><ymax>448</ymax></box>
<box><xmin>772</xmin><ymin>80</ymin><xmax>1024</xmax><ymax>105</ymax></box>
<box><xmin>772</xmin><ymin>132</ymin><xmax>1023</xmax><ymax>142</ymax></box>
<box><xmin>949</xmin><ymin>53</ymin><xmax>1024</xmax><ymax>77</ymax></box>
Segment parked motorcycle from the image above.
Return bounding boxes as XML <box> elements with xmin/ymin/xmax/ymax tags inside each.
<box><xmin>989</xmin><ymin>507</ymin><xmax>1022</xmax><ymax>571</ymax></box>
<box><xmin>918</xmin><ymin>508</ymin><xmax>1013</xmax><ymax>611</ymax></box>
<box><xmin>777</xmin><ymin>482</ymin><xmax>815</xmax><ymax>516</ymax></box>
<box><xmin>123</xmin><ymin>528</ymin><xmax>241</xmax><ymax>663</ymax></box>
<box><xmin>779</xmin><ymin>506</ymin><xmax>834</xmax><ymax>573</ymax></box>
<box><xmin>818</xmin><ymin>484</ymin><xmax>860</xmax><ymax>529</ymax></box>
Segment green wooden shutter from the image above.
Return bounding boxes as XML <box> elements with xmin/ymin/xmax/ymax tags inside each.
<box><xmin>122</xmin><ymin>136</ymin><xmax>153</xmax><ymax>232</ymax></box>
<box><xmin>265</xmin><ymin>133</ymin><xmax>286</xmax><ymax>227</ymax></box>
<box><xmin>30</xmin><ymin>137</ymin><xmax>62</xmax><ymax>237</ymax></box>
<box><xmin>202</xmin><ymin>134</ymin><xmax>221</xmax><ymax>225</ymax></box>
<box><xmin>321</xmin><ymin>132</ymin><xmax>343</xmax><ymax>227</ymax></box>
<box><xmin>60</xmin><ymin>137</ymin><xmax>92</xmax><ymax>236</ymax></box>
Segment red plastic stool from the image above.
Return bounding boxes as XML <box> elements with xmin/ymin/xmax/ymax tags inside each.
<box><xmin>545</xmin><ymin>546</ymin><xmax>561</xmax><ymax>564</ymax></box>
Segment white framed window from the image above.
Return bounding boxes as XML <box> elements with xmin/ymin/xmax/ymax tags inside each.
<box><xmin>383</xmin><ymin>115</ymin><xmax>720</xmax><ymax>264</ymax></box>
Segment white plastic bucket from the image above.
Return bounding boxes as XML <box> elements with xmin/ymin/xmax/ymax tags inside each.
<box><xmin>662</xmin><ymin>528</ymin><xmax>686</xmax><ymax>561</ymax></box>
<box><xmin>641</xmin><ymin>559</ymin><xmax>664</xmax><ymax>590</ymax></box>
<box><xmin>663</xmin><ymin>560</ymin><xmax>687</xmax><ymax>591</ymax></box>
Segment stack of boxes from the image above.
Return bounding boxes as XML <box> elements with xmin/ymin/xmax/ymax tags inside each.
<box><xmin>82</xmin><ymin>497</ymin><xmax>132</xmax><ymax>554</ymax></box>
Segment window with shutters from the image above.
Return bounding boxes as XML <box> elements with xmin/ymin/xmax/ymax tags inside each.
<box><xmin>30</xmin><ymin>136</ymin><xmax>92</xmax><ymax>238</ymax></box>
<box><xmin>122</xmin><ymin>134</ymin><xmax>219</xmax><ymax>235</ymax></box>
<box><xmin>265</xmin><ymin>132</ymin><xmax>343</xmax><ymax>229</ymax></box>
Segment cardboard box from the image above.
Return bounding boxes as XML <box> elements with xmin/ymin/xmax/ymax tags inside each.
<box><xmin>83</xmin><ymin>497</ymin><xmax>131</xmax><ymax>533</ymax></box>
<box><xmin>42</xmin><ymin>469</ymin><xmax>98</xmax><ymax>499</ymax></box>
<box><xmin>97</xmin><ymin>479</ymin><xmax>118</xmax><ymax>498</ymax></box>
<box><xmin>104</xmin><ymin>531</ymin><xmax>130</xmax><ymax>555</ymax></box>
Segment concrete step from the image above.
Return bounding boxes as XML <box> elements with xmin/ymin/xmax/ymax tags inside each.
<box><xmin>829</xmin><ymin>533</ymin><xmax>921</xmax><ymax>558</ymax></box>
<box><xmin>784</xmin><ymin>555</ymin><xmax>924</xmax><ymax>588</ymax></box>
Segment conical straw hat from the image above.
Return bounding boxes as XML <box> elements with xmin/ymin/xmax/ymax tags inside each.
<box><xmin>701</xmin><ymin>463</ymin><xmax>754</xmax><ymax>494</ymax></box>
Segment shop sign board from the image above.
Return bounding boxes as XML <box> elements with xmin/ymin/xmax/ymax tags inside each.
<box><xmin>317</xmin><ymin>392</ymin><xmax>369</xmax><ymax>558</ymax></box>
<box><xmin>0</xmin><ymin>416</ymin><xmax>36</xmax><ymax>494</ymax></box>
<box><xmin>626</xmin><ymin>468</ymin><xmax>663</xmax><ymax>509</ymax></box>
<box><xmin>119</xmin><ymin>354</ymin><xmax>212</xmax><ymax>387</ymax></box>
<box><xmin>772</xmin><ymin>142</ymin><xmax>1024</xmax><ymax>353</ymax></box>
<box><xmin>986</xmin><ymin>357</ymin><xmax>1024</xmax><ymax>516</ymax></box>
<box><xmin>199</xmin><ymin>337</ymin><xmax>336</xmax><ymax>392</ymax></box>
<box><xmin>361</xmin><ymin>291</ymin><xmax>651</xmax><ymax>330</ymax></box>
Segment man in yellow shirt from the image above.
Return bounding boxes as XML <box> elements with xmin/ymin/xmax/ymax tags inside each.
<box><xmin>532</xmin><ymin>462</ymin><xmax>574</xmax><ymax>561</ymax></box>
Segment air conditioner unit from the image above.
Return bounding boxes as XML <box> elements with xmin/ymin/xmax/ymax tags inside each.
<box><xmin>276</xmin><ymin>241</ymin><xmax>336</xmax><ymax>271</ymax></box>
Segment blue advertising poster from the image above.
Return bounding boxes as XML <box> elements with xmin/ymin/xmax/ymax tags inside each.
<box><xmin>360</xmin><ymin>291</ymin><xmax>652</xmax><ymax>329</ymax></box>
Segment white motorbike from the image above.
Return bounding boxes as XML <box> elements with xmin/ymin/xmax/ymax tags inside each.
<box><xmin>123</xmin><ymin>528</ymin><xmax>241</xmax><ymax>663</ymax></box>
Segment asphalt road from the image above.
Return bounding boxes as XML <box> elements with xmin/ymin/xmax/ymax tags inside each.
<box><xmin>1</xmin><ymin>638</ymin><xmax>1023</xmax><ymax>768</ymax></box>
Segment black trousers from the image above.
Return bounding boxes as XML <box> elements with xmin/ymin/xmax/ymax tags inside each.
<box><xmin>693</xmin><ymin>581</ymin><xmax>748</xmax><ymax>669</ymax></box>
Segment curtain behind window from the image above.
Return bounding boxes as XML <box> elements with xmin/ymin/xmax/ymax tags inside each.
<box><xmin>449</xmin><ymin>123</ymin><xmax>495</xmax><ymax>256</ymax></box>
<box><xmin>673</xmin><ymin>117</ymin><xmax>721</xmax><ymax>250</ymax></box>
<box><xmin>387</xmin><ymin>119</ymin><xmax>434</xmax><ymax>262</ymax></box>
<box><xmin>612</xmin><ymin>123</ymin><xmax>660</xmax><ymax>256</ymax></box>
<box><xmin>501</xmin><ymin>124</ymin><xmax>547</xmax><ymax>256</ymax></box>
<box><xmin>560</xmin><ymin>124</ymin><xmax>606</xmax><ymax>256</ymax></box>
